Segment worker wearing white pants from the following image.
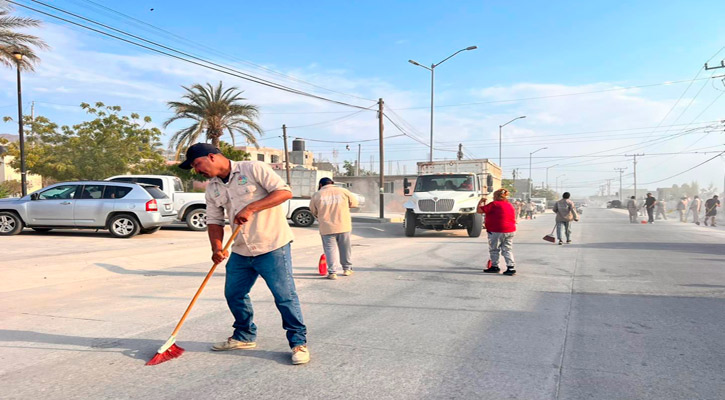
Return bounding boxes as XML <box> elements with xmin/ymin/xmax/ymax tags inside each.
<box><xmin>690</xmin><ymin>196</ymin><xmax>702</xmax><ymax>225</ymax></box>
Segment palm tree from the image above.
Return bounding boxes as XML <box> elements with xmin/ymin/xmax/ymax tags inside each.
<box><xmin>0</xmin><ymin>2</ymin><xmax>48</xmax><ymax>70</ymax></box>
<box><xmin>165</xmin><ymin>81</ymin><xmax>263</xmax><ymax>159</ymax></box>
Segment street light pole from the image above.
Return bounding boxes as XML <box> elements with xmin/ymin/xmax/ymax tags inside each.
<box><xmin>13</xmin><ymin>51</ymin><xmax>27</xmax><ymax>197</ymax></box>
<box><xmin>409</xmin><ymin>45</ymin><xmax>477</xmax><ymax>162</ymax></box>
<box><xmin>528</xmin><ymin>147</ymin><xmax>547</xmax><ymax>200</ymax></box>
<box><xmin>546</xmin><ymin>164</ymin><xmax>559</xmax><ymax>190</ymax></box>
<box><xmin>556</xmin><ymin>174</ymin><xmax>566</xmax><ymax>194</ymax></box>
<box><xmin>499</xmin><ymin>116</ymin><xmax>526</xmax><ymax>171</ymax></box>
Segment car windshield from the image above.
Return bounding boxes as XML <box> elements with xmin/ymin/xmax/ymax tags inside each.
<box><xmin>414</xmin><ymin>175</ymin><xmax>474</xmax><ymax>192</ymax></box>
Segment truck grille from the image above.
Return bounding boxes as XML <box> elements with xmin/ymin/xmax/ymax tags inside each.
<box><xmin>418</xmin><ymin>199</ymin><xmax>454</xmax><ymax>212</ymax></box>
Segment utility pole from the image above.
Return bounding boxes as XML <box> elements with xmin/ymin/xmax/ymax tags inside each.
<box><xmin>378</xmin><ymin>98</ymin><xmax>385</xmax><ymax>219</ymax></box>
<box><xmin>282</xmin><ymin>124</ymin><xmax>291</xmax><ymax>185</ymax></box>
<box><xmin>705</xmin><ymin>60</ymin><xmax>725</xmax><ymax>70</ymax></box>
<box><xmin>356</xmin><ymin>143</ymin><xmax>361</xmax><ymax>176</ymax></box>
<box><xmin>457</xmin><ymin>143</ymin><xmax>463</xmax><ymax>161</ymax></box>
<box><xmin>625</xmin><ymin>154</ymin><xmax>644</xmax><ymax>199</ymax></box>
<box><xmin>614</xmin><ymin>167</ymin><xmax>627</xmax><ymax>201</ymax></box>
<box><xmin>30</xmin><ymin>101</ymin><xmax>34</xmax><ymax>137</ymax></box>
<box><xmin>606</xmin><ymin>179</ymin><xmax>613</xmax><ymax>196</ymax></box>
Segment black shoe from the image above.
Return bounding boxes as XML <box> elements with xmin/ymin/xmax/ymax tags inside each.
<box><xmin>566</xmin><ymin>240</ymin><xmax>572</xmax><ymax>244</ymax></box>
<box><xmin>483</xmin><ymin>266</ymin><xmax>501</xmax><ymax>273</ymax></box>
<box><xmin>558</xmin><ymin>240</ymin><xmax>563</xmax><ymax>245</ymax></box>
<box><xmin>503</xmin><ymin>268</ymin><xmax>517</xmax><ymax>276</ymax></box>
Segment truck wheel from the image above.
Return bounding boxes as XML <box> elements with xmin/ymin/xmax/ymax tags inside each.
<box><xmin>185</xmin><ymin>208</ymin><xmax>207</xmax><ymax>231</ymax></box>
<box><xmin>467</xmin><ymin>213</ymin><xmax>483</xmax><ymax>237</ymax></box>
<box><xmin>404</xmin><ymin>210</ymin><xmax>416</xmax><ymax>237</ymax></box>
<box><xmin>0</xmin><ymin>211</ymin><xmax>23</xmax><ymax>236</ymax></box>
<box><xmin>108</xmin><ymin>214</ymin><xmax>141</xmax><ymax>238</ymax></box>
<box><xmin>292</xmin><ymin>209</ymin><xmax>315</xmax><ymax>227</ymax></box>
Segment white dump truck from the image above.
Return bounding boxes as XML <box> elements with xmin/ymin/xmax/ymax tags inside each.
<box><xmin>402</xmin><ymin>159</ymin><xmax>500</xmax><ymax>237</ymax></box>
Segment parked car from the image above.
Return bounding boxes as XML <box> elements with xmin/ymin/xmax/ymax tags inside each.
<box><xmin>0</xmin><ymin>181</ymin><xmax>177</xmax><ymax>238</ymax></box>
<box><xmin>106</xmin><ymin>175</ymin><xmax>206</xmax><ymax>231</ymax></box>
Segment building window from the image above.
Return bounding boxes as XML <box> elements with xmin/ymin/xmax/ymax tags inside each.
<box><xmin>271</xmin><ymin>155</ymin><xmax>280</xmax><ymax>163</ymax></box>
<box><xmin>383</xmin><ymin>182</ymin><xmax>394</xmax><ymax>194</ymax></box>
<box><xmin>257</xmin><ymin>154</ymin><xmax>265</xmax><ymax>162</ymax></box>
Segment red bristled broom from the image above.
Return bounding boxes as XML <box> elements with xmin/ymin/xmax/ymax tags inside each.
<box><xmin>146</xmin><ymin>225</ymin><xmax>242</xmax><ymax>366</ymax></box>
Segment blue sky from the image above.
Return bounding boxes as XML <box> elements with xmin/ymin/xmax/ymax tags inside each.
<box><xmin>2</xmin><ymin>0</ymin><xmax>725</xmax><ymax>195</ymax></box>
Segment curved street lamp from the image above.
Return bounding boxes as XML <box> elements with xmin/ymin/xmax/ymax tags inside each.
<box><xmin>528</xmin><ymin>147</ymin><xmax>547</xmax><ymax>200</ymax></box>
<box><xmin>409</xmin><ymin>45</ymin><xmax>477</xmax><ymax>162</ymax></box>
<box><xmin>499</xmin><ymin>116</ymin><xmax>526</xmax><ymax>170</ymax></box>
<box><xmin>546</xmin><ymin>164</ymin><xmax>559</xmax><ymax>190</ymax></box>
<box><xmin>556</xmin><ymin>174</ymin><xmax>567</xmax><ymax>194</ymax></box>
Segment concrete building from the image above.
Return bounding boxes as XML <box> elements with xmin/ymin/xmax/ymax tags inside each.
<box><xmin>0</xmin><ymin>154</ymin><xmax>43</xmax><ymax>195</ymax></box>
<box><xmin>234</xmin><ymin>145</ymin><xmax>285</xmax><ymax>164</ymax></box>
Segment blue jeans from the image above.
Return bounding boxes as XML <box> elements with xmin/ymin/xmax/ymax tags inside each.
<box><xmin>556</xmin><ymin>221</ymin><xmax>571</xmax><ymax>241</ymax></box>
<box><xmin>224</xmin><ymin>243</ymin><xmax>307</xmax><ymax>348</ymax></box>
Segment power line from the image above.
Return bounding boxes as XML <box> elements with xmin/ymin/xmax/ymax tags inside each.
<box><xmin>9</xmin><ymin>0</ymin><xmax>374</xmax><ymax>111</ymax></box>
<box><xmin>640</xmin><ymin>151</ymin><xmax>725</xmax><ymax>185</ymax></box>
<box><xmin>73</xmin><ymin>0</ymin><xmax>375</xmax><ymax>102</ymax></box>
<box><xmin>391</xmin><ymin>77</ymin><xmax>716</xmax><ymax>111</ymax></box>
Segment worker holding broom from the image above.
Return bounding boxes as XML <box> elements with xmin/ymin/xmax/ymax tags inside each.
<box><xmin>179</xmin><ymin>143</ymin><xmax>310</xmax><ymax>365</ymax></box>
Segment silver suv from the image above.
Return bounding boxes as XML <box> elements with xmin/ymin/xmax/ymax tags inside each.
<box><xmin>0</xmin><ymin>181</ymin><xmax>177</xmax><ymax>238</ymax></box>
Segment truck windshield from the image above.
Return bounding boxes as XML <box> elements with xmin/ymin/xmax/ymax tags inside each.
<box><xmin>414</xmin><ymin>175</ymin><xmax>474</xmax><ymax>192</ymax></box>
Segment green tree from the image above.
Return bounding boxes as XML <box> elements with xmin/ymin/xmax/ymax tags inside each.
<box><xmin>164</xmin><ymin>81</ymin><xmax>262</xmax><ymax>159</ymax></box>
<box><xmin>0</xmin><ymin>179</ymin><xmax>21</xmax><ymax>198</ymax></box>
<box><xmin>218</xmin><ymin>141</ymin><xmax>251</xmax><ymax>161</ymax></box>
<box><xmin>501</xmin><ymin>179</ymin><xmax>516</xmax><ymax>195</ymax></box>
<box><xmin>0</xmin><ymin>2</ymin><xmax>48</xmax><ymax>70</ymax></box>
<box><xmin>6</xmin><ymin>103</ymin><xmax>165</xmax><ymax>180</ymax></box>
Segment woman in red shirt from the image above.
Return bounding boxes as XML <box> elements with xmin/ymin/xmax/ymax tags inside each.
<box><xmin>478</xmin><ymin>188</ymin><xmax>517</xmax><ymax>276</ymax></box>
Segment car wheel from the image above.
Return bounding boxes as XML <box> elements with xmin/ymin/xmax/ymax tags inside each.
<box><xmin>291</xmin><ymin>209</ymin><xmax>315</xmax><ymax>227</ymax></box>
<box><xmin>108</xmin><ymin>214</ymin><xmax>141</xmax><ymax>238</ymax></box>
<box><xmin>467</xmin><ymin>213</ymin><xmax>483</xmax><ymax>237</ymax></box>
<box><xmin>185</xmin><ymin>208</ymin><xmax>207</xmax><ymax>231</ymax></box>
<box><xmin>404</xmin><ymin>209</ymin><xmax>416</xmax><ymax>237</ymax></box>
<box><xmin>0</xmin><ymin>211</ymin><xmax>23</xmax><ymax>236</ymax></box>
<box><xmin>31</xmin><ymin>227</ymin><xmax>53</xmax><ymax>233</ymax></box>
<box><xmin>140</xmin><ymin>226</ymin><xmax>162</xmax><ymax>234</ymax></box>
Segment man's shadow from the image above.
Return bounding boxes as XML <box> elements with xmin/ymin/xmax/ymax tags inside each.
<box><xmin>0</xmin><ymin>330</ymin><xmax>289</xmax><ymax>365</ymax></box>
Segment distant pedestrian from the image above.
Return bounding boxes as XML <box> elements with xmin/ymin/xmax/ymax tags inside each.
<box><xmin>524</xmin><ymin>200</ymin><xmax>535</xmax><ymax>219</ymax></box>
<box><xmin>703</xmin><ymin>195</ymin><xmax>720</xmax><ymax>227</ymax></box>
<box><xmin>513</xmin><ymin>199</ymin><xmax>522</xmax><ymax>222</ymax></box>
<box><xmin>309</xmin><ymin>177</ymin><xmax>359</xmax><ymax>280</ymax></box>
<box><xmin>676</xmin><ymin>197</ymin><xmax>687</xmax><ymax>222</ymax></box>
<box><xmin>552</xmin><ymin>192</ymin><xmax>579</xmax><ymax>245</ymax></box>
<box><xmin>627</xmin><ymin>196</ymin><xmax>638</xmax><ymax>223</ymax></box>
<box><xmin>644</xmin><ymin>193</ymin><xmax>656</xmax><ymax>224</ymax></box>
<box><xmin>655</xmin><ymin>199</ymin><xmax>667</xmax><ymax>220</ymax></box>
<box><xmin>479</xmin><ymin>188</ymin><xmax>517</xmax><ymax>276</ymax></box>
<box><xmin>690</xmin><ymin>195</ymin><xmax>702</xmax><ymax>225</ymax></box>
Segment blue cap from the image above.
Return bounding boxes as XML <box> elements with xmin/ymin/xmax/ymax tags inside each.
<box><xmin>179</xmin><ymin>143</ymin><xmax>221</xmax><ymax>170</ymax></box>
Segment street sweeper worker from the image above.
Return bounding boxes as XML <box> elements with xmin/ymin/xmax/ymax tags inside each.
<box><xmin>309</xmin><ymin>177</ymin><xmax>359</xmax><ymax>280</ymax></box>
<box><xmin>179</xmin><ymin>143</ymin><xmax>310</xmax><ymax>365</ymax></box>
<box><xmin>479</xmin><ymin>188</ymin><xmax>518</xmax><ymax>276</ymax></box>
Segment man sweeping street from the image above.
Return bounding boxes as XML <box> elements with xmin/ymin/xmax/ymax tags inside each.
<box><xmin>309</xmin><ymin>177</ymin><xmax>359</xmax><ymax>280</ymax></box>
<box><xmin>644</xmin><ymin>193</ymin><xmax>656</xmax><ymax>224</ymax></box>
<box><xmin>553</xmin><ymin>192</ymin><xmax>579</xmax><ymax>244</ymax></box>
<box><xmin>179</xmin><ymin>143</ymin><xmax>310</xmax><ymax>365</ymax></box>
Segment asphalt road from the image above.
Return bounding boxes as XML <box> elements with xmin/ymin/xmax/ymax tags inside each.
<box><xmin>1</xmin><ymin>208</ymin><xmax>724</xmax><ymax>399</ymax></box>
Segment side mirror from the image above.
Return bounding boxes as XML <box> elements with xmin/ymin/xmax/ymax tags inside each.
<box><xmin>30</xmin><ymin>193</ymin><xmax>39</xmax><ymax>200</ymax></box>
<box><xmin>486</xmin><ymin>175</ymin><xmax>494</xmax><ymax>193</ymax></box>
<box><xmin>403</xmin><ymin>178</ymin><xmax>411</xmax><ymax>196</ymax></box>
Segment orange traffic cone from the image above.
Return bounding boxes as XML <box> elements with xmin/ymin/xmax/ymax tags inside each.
<box><xmin>318</xmin><ymin>254</ymin><xmax>327</xmax><ymax>276</ymax></box>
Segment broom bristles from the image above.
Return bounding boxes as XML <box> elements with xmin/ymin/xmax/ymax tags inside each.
<box><xmin>145</xmin><ymin>344</ymin><xmax>185</xmax><ymax>366</ymax></box>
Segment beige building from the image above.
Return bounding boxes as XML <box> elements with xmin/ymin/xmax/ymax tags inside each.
<box><xmin>0</xmin><ymin>154</ymin><xmax>43</xmax><ymax>195</ymax></box>
<box><xmin>234</xmin><ymin>146</ymin><xmax>285</xmax><ymax>164</ymax></box>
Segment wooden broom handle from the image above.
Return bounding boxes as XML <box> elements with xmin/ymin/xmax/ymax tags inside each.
<box><xmin>170</xmin><ymin>224</ymin><xmax>243</xmax><ymax>337</ymax></box>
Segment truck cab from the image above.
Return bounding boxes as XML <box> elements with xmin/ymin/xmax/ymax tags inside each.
<box><xmin>402</xmin><ymin>160</ymin><xmax>498</xmax><ymax>237</ymax></box>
